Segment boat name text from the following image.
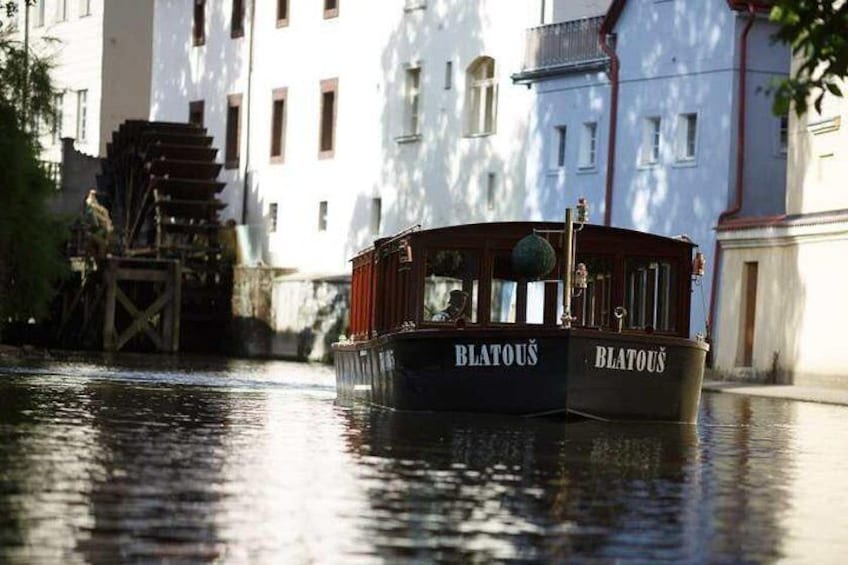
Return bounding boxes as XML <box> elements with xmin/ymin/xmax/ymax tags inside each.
<box><xmin>594</xmin><ymin>346</ymin><xmax>666</xmax><ymax>374</ymax></box>
<box><xmin>455</xmin><ymin>340</ymin><xmax>539</xmax><ymax>367</ymax></box>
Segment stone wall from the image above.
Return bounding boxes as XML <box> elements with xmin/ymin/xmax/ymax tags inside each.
<box><xmin>231</xmin><ymin>267</ymin><xmax>350</xmax><ymax>363</ymax></box>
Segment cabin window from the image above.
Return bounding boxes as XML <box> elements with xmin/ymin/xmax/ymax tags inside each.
<box><xmin>490</xmin><ymin>253</ymin><xmax>518</xmax><ymax>324</ymax></box>
<box><xmin>625</xmin><ymin>258</ymin><xmax>677</xmax><ymax>332</ymax></box>
<box><xmin>572</xmin><ymin>256</ymin><xmax>614</xmax><ymax>328</ymax></box>
<box><xmin>424</xmin><ymin>249</ymin><xmax>479</xmax><ymax>324</ymax></box>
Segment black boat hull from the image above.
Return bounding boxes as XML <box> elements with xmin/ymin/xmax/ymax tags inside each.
<box><xmin>334</xmin><ymin>328</ymin><xmax>708</xmax><ymax>422</ymax></box>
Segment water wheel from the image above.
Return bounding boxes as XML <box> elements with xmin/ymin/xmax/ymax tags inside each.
<box><xmin>93</xmin><ymin>120</ymin><xmax>233</xmax><ymax>352</ymax></box>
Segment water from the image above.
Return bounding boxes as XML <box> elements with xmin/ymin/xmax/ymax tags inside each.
<box><xmin>1</xmin><ymin>355</ymin><xmax>846</xmax><ymax>563</ymax></box>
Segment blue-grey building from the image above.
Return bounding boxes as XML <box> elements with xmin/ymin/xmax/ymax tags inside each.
<box><xmin>516</xmin><ymin>0</ymin><xmax>789</xmax><ymax>336</ymax></box>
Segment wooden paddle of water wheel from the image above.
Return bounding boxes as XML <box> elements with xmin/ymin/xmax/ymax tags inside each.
<box><xmin>55</xmin><ymin>120</ymin><xmax>233</xmax><ymax>353</ymax></box>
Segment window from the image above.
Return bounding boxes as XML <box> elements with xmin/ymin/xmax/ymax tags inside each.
<box><xmin>553</xmin><ymin>125</ymin><xmax>567</xmax><ymax>169</ymax></box>
<box><xmin>579</xmin><ymin>122</ymin><xmax>597</xmax><ymax>169</ymax></box>
<box><xmin>370</xmin><ymin>198</ymin><xmax>382</xmax><ymax>234</ymax></box>
<box><xmin>319</xmin><ymin>78</ymin><xmax>338</xmax><ymax>158</ymax></box>
<box><xmin>231</xmin><ymin>0</ymin><xmax>244</xmax><ymax>38</ymax></box>
<box><xmin>79</xmin><ymin>0</ymin><xmax>92</xmax><ymax>17</ymax></box>
<box><xmin>57</xmin><ymin>0</ymin><xmax>68</xmax><ymax>22</ymax></box>
<box><xmin>486</xmin><ymin>173</ymin><xmax>496</xmax><ymax>210</ymax></box>
<box><xmin>53</xmin><ymin>93</ymin><xmax>64</xmax><ymax>145</ymax></box>
<box><xmin>225</xmin><ymin>94</ymin><xmax>242</xmax><ymax>169</ymax></box>
<box><xmin>35</xmin><ymin>0</ymin><xmax>45</xmax><ymax>27</ymax></box>
<box><xmin>444</xmin><ymin>61</ymin><xmax>453</xmax><ymax>90</ymax></box>
<box><xmin>403</xmin><ymin>67</ymin><xmax>421</xmax><ymax>137</ymax></box>
<box><xmin>270</xmin><ymin>88</ymin><xmax>287</xmax><ymax>162</ymax></box>
<box><xmin>193</xmin><ymin>0</ymin><xmax>206</xmax><ymax>46</ymax></box>
<box><xmin>318</xmin><ymin>201</ymin><xmax>328</xmax><ymax>231</ymax></box>
<box><xmin>424</xmin><ymin>249</ymin><xmax>480</xmax><ymax>324</ymax></box>
<box><xmin>324</xmin><ymin>0</ymin><xmax>338</xmax><ymax>19</ymax></box>
<box><xmin>676</xmin><ymin>113</ymin><xmax>697</xmax><ymax>161</ymax></box>
<box><xmin>466</xmin><ymin>56</ymin><xmax>497</xmax><ymax>136</ymax></box>
<box><xmin>188</xmin><ymin>100</ymin><xmax>204</xmax><ymax>128</ymax></box>
<box><xmin>641</xmin><ymin>116</ymin><xmax>661</xmax><ymax>165</ymax></box>
<box><xmin>277</xmin><ymin>0</ymin><xmax>289</xmax><ymax>26</ymax></box>
<box><xmin>268</xmin><ymin>203</ymin><xmax>278</xmax><ymax>232</ymax></box>
<box><xmin>76</xmin><ymin>90</ymin><xmax>87</xmax><ymax>142</ymax></box>
<box><xmin>625</xmin><ymin>259</ymin><xmax>677</xmax><ymax>332</ymax></box>
<box><xmin>778</xmin><ymin>115</ymin><xmax>788</xmax><ymax>155</ymax></box>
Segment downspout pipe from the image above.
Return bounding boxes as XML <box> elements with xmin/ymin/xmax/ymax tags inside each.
<box><xmin>241</xmin><ymin>0</ymin><xmax>257</xmax><ymax>225</ymax></box>
<box><xmin>707</xmin><ymin>2</ymin><xmax>756</xmax><ymax>345</ymax></box>
<box><xmin>599</xmin><ymin>6</ymin><xmax>622</xmax><ymax>227</ymax></box>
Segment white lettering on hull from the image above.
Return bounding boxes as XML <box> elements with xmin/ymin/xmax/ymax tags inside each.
<box><xmin>594</xmin><ymin>346</ymin><xmax>667</xmax><ymax>374</ymax></box>
<box><xmin>455</xmin><ymin>340</ymin><xmax>539</xmax><ymax>367</ymax></box>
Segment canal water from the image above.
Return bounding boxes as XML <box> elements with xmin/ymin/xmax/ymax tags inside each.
<box><xmin>1</xmin><ymin>356</ymin><xmax>846</xmax><ymax>563</ymax></box>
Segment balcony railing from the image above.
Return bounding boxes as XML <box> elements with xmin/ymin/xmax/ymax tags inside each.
<box><xmin>515</xmin><ymin>16</ymin><xmax>608</xmax><ymax>81</ymax></box>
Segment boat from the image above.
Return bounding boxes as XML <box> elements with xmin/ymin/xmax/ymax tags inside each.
<box><xmin>332</xmin><ymin>203</ymin><xmax>708</xmax><ymax>422</ymax></box>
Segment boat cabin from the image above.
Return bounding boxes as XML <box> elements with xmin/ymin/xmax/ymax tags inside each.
<box><xmin>347</xmin><ymin>222</ymin><xmax>697</xmax><ymax>341</ymax></box>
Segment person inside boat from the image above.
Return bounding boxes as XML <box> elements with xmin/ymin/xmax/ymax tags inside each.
<box><xmin>431</xmin><ymin>290</ymin><xmax>469</xmax><ymax>322</ymax></box>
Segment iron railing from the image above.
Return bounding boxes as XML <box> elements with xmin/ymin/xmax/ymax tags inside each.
<box><xmin>520</xmin><ymin>16</ymin><xmax>607</xmax><ymax>75</ymax></box>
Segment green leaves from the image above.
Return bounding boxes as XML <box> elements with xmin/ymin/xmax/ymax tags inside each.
<box><xmin>770</xmin><ymin>0</ymin><xmax>848</xmax><ymax>116</ymax></box>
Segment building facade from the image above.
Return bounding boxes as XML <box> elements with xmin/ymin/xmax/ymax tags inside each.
<box><xmin>149</xmin><ymin>0</ymin><xmax>546</xmax><ymax>358</ymax></box>
<box><xmin>10</xmin><ymin>0</ymin><xmax>155</xmax><ymax>163</ymax></box>
<box><xmin>517</xmin><ymin>0</ymin><xmax>789</xmax><ymax>336</ymax></box>
<box><xmin>713</xmin><ymin>77</ymin><xmax>848</xmax><ymax>387</ymax></box>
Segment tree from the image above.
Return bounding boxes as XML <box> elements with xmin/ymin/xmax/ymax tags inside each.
<box><xmin>770</xmin><ymin>0</ymin><xmax>848</xmax><ymax>116</ymax></box>
<box><xmin>0</xmin><ymin>19</ymin><xmax>67</xmax><ymax>339</ymax></box>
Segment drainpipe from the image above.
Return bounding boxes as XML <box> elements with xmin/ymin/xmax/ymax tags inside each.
<box><xmin>599</xmin><ymin>17</ymin><xmax>620</xmax><ymax>227</ymax></box>
<box><xmin>241</xmin><ymin>0</ymin><xmax>257</xmax><ymax>225</ymax></box>
<box><xmin>707</xmin><ymin>2</ymin><xmax>756</xmax><ymax>345</ymax></box>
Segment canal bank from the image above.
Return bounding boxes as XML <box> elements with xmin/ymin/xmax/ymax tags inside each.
<box><xmin>702</xmin><ymin>379</ymin><xmax>848</xmax><ymax>407</ymax></box>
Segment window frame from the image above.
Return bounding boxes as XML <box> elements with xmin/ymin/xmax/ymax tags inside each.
<box><xmin>277</xmin><ymin>0</ymin><xmax>289</xmax><ymax>27</ymax></box>
<box><xmin>403</xmin><ymin>66</ymin><xmax>422</xmax><ymax>138</ymax></box>
<box><xmin>553</xmin><ymin>125</ymin><xmax>567</xmax><ymax>169</ymax></box>
<box><xmin>53</xmin><ymin>93</ymin><xmax>64</xmax><ymax>145</ymax></box>
<box><xmin>193</xmin><ymin>0</ymin><xmax>206</xmax><ymax>46</ymax></box>
<box><xmin>675</xmin><ymin>112</ymin><xmax>698</xmax><ymax>163</ymax></box>
<box><xmin>318</xmin><ymin>200</ymin><xmax>329</xmax><ymax>232</ymax></box>
<box><xmin>57</xmin><ymin>0</ymin><xmax>68</xmax><ymax>22</ymax></box>
<box><xmin>641</xmin><ymin>116</ymin><xmax>662</xmax><ymax>166</ymax></box>
<box><xmin>225</xmin><ymin>93</ymin><xmax>242</xmax><ymax>170</ymax></box>
<box><xmin>370</xmin><ymin>197</ymin><xmax>382</xmax><ymax>235</ymax></box>
<box><xmin>578</xmin><ymin>121</ymin><xmax>597</xmax><ymax>170</ymax></box>
<box><xmin>323</xmin><ymin>0</ymin><xmax>339</xmax><ymax>19</ymax></box>
<box><xmin>80</xmin><ymin>0</ymin><xmax>92</xmax><ymax>17</ymax></box>
<box><xmin>268</xmin><ymin>202</ymin><xmax>278</xmax><ymax>233</ymax></box>
<box><xmin>76</xmin><ymin>89</ymin><xmax>88</xmax><ymax>142</ymax></box>
<box><xmin>318</xmin><ymin>78</ymin><xmax>338</xmax><ymax>159</ymax></box>
<box><xmin>465</xmin><ymin>56</ymin><xmax>498</xmax><ymax>137</ymax></box>
<box><xmin>188</xmin><ymin>100</ymin><xmax>204</xmax><ymax>128</ymax></box>
<box><xmin>270</xmin><ymin>87</ymin><xmax>288</xmax><ymax>163</ymax></box>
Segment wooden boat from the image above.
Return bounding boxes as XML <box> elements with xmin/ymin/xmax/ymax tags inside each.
<box><xmin>333</xmin><ymin>207</ymin><xmax>708</xmax><ymax>423</ymax></box>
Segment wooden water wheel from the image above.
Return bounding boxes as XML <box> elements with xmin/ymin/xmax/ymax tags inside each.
<box><xmin>91</xmin><ymin>120</ymin><xmax>233</xmax><ymax>352</ymax></box>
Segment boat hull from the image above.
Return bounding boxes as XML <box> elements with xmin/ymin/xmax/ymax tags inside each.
<box><xmin>334</xmin><ymin>328</ymin><xmax>707</xmax><ymax>422</ymax></box>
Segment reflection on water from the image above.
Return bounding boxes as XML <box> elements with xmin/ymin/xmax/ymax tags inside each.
<box><xmin>0</xmin><ymin>356</ymin><xmax>846</xmax><ymax>563</ymax></box>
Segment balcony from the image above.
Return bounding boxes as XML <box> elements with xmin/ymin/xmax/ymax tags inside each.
<box><xmin>513</xmin><ymin>16</ymin><xmax>608</xmax><ymax>83</ymax></box>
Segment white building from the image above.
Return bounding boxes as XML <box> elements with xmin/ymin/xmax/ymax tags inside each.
<box><xmin>10</xmin><ymin>0</ymin><xmax>155</xmax><ymax>162</ymax></box>
<box><xmin>150</xmin><ymin>0</ymin><xmax>551</xmax><ymax>357</ymax></box>
<box><xmin>713</xmin><ymin>77</ymin><xmax>848</xmax><ymax>387</ymax></box>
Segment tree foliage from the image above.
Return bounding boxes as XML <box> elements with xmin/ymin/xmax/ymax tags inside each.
<box><xmin>0</xmin><ymin>24</ymin><xmax>67</xmax><ymax>337</ymax></box>
<box><xmin>771</xmin><ymin>0</ymin><xmax>848</xmax><ymax>116</ymax></box>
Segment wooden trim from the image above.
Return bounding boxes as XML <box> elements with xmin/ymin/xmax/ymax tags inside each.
<box><xmin>319</xmin><ymin>78</ymin><xmax>338</xmax><ymax>159</ymax></box>
<box><xmin>270</xmin><ymin>87</ymin><xmax>288</xmax><ymax>164</ymax></box>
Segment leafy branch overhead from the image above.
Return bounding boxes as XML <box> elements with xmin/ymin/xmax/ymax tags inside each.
<box><xmin>770</xmin><ymin>0</ymin><xmax>848</xmax><ymax>116</ymax></box>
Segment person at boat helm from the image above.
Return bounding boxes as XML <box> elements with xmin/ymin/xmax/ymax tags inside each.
<box><xmin>431</xmin><ymin>290</ymin><xmax>469</xmax><ymax>322</ymax></box>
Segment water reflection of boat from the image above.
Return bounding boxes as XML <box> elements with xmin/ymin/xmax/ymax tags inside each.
<box><xmin>334</xmin><ymin>206</ymin><xmax>708</xmax><ymax>422</ymax></box>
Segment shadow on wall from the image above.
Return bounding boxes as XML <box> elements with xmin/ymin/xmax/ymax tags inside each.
<box><xmin>345</xmin><ymin>2</ymin><xmax>531</xmax><ymax>261</ymax></box>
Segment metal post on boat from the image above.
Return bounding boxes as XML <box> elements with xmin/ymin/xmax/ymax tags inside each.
<box><xmin>562</xmin><ymin>208</ymin><xmax>574</xmax><ymax>329</ymax></box>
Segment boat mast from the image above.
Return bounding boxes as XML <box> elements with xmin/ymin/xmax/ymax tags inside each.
<box><xmin>562</xmin><ymin>208</ymin><xmax>574</xmax><ymax>329</ymax></box>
